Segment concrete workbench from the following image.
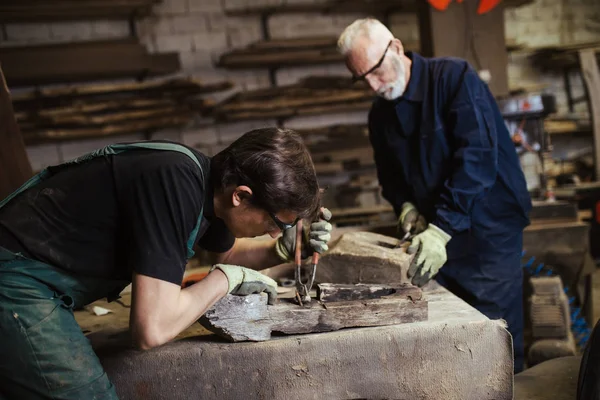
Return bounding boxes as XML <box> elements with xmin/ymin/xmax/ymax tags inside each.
<box><xmin>86</xmin><ymin>282</ymin><xmax>513</xmax><ymax>400</ymax></box>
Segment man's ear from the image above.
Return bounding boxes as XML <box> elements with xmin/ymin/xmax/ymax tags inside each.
<box><xmin>232</xmin><ymin>185</ymin><xmax>253</xmax><ymax>207</ymax></box>
<box><xmin>392</xmin><ymin>38</ymin><xmax>403</xmax><ymax>55</ymax></box>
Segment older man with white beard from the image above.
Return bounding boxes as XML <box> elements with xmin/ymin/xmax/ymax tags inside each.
<box><xmin>338</xmin><ymin>18</ymin><xmax>532</xmax><ymax>373</ymax></box>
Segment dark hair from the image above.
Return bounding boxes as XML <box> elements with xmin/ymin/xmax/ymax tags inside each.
<box><xmin>211</xmin><ymin>127</ymin><xmax>321</xmax><ymax>220</ymax></box>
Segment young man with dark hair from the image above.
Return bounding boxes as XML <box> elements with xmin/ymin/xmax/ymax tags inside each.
<box><xmin>0</xmin><ymin>127</ymin><xmax>332</xmax><ymax>399</ymax></box>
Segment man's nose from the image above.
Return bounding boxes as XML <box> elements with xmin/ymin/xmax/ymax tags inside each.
<box><xmin>365</xmin><ymin>75</ymin><xmax>380</xmax><ymax>92</ymax></box>
<box><xmin>268</xmin><ymin>229</ymin><xmax>281</xmax><ymax>239</ymax></box>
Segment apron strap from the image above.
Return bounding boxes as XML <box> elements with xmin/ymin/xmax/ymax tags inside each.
<box><xmin>0</xmin><ymin>141</ymin><xmax>205</xmax><ymax>259</ymax></box>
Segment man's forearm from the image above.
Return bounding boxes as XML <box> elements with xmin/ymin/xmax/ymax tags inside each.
<box><xmin>130</xmin><ymin>270</ymin><xmax>228</xmax><ymax>350</ymax></box>
<box><xmin>215</xmin><ymin>238</ymin><xmax>283</xmax><ymax>271</ymax></box>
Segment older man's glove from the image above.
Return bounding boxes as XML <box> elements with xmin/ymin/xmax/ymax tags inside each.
<box><xmin>398</xmin><ymin>202</ymin><xmax>428</xmax><ymax>237</ymax></box>
<box><xmin>210</xmin><ymin>264</ymin><xmax>278</xmax><ymax>304</ymax></box>
<box><xmin>275</xmin><ymin>207</ymin><xmax>333</xmax><ymax>262</ymax></box>
<box><xmin>407</xmin><ymin>224</ymin><xmax>451</xmax><ymax>287</ymax></box>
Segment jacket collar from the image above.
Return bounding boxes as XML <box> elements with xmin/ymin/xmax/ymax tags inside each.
<box><xmin>397</xmin><ymin>51</ymin><xmax>427</xmax><ymax>103</ymax></box>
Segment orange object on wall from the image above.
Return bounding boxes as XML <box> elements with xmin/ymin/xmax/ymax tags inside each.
<box><xmin>427</xmin><ymin>0</ymin><xmax>501</xmax><ymax>14</ymax></box>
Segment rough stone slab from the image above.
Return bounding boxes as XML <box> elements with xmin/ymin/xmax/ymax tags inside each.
<box><xmin>94</xmin><ymin>283</ymin><xmax>513</xmax><ymax>400</ymax></box>
<box><xmin>314</xmin><ymin>231</ymin><xmax>413</xmax><ymax>284</ymax></box>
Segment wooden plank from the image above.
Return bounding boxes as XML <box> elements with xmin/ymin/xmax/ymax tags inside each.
<box><xmin>199</xmin><ymin>283</ymin><xmax>427</xmax><ymax>342</ymax></box>
<box><xmin>1</xmin><ymin>39</ymin><xmax>180</xmax><ymax>87</ymax></box>
<box><xmin>0</xmin><ymin>65</ymin><xmax>33</xmax><ymax>199</ymax></box>
<box><xmin>417</xmin><ymin>0</ymin><xmax>509</xmax><ymax>96</ymax></box>
<box><xmin>22</xmin><ymin>113</ymin><xmax>193</xmax><ymax>144</ymax></box>
<box><xmin>12</xmin><ymin>78</ymin><xmax>231</xmax><ymax>106</ymax></box>
<box><xmin>224</xmin><ymin>0</ymin><xmax>411</xmax><ymax>16</ymax></box>
<box><xmin>14</xmin><ymin>77</ymin><xmax>231</xmax><ymax>144</ymax></box>
<box><xmin>0</xmin><ymin>1</ymin><xmax>156</xmax><ymax>22</ymax></box>
<box><xmin>218</xmin><ymin>37</ymin><xmax>421</xmax><ymax>69</ymax></box>
<box><xmin>579</xmin><ymin>49</ymin><xmax>600</xmax><ymax>179</ymax></box>
<box><xmin>317</xmin><ymin>283</ymin><xmax>422</xmax><ymax>302</ymax></box>
<box><xmin>213</xmin><ymin>76</ymin><xmax>373</xmax><ymax>122</ymax></box>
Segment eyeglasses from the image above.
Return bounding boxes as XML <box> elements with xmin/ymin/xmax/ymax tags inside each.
<box><xmin>351</xmin><ymin>40</ymin><xmax>392</xmax><ymax>83</ymax></box>
<box><xmin>268</xmin><ymin>211</ymin><xmax>300</xmax><ymax>231</ymax></box>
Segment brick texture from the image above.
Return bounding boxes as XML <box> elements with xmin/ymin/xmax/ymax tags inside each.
<box><xmin>4</xmin><ymin>0</ymin><xmax>600</xmax><ymax>165</ymax></box>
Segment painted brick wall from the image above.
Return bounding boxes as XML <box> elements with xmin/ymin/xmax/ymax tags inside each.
<box><xmin>1</xmin><ymin>0</ymin><xmax>599</xmax><ymax>170</ymax></box>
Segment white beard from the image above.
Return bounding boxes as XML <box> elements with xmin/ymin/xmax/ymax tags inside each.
<box><xmin>377</xmin><ymin>54</ymin><xmax>407</xmax><ymax>101</ymax></box>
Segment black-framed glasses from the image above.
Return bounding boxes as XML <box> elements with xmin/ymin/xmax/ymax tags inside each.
<box><xmin>269</xmin><ymin>211</ymin><xmax>300</xmax><ymax>231</ymax></box>
<box><xmin>351</xmin><ymin>40</ymin><xmax>392</xmax><ymax>83</ymax></box>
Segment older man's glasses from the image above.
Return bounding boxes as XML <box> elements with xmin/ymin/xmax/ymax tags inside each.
<box><xmin>351</xmin><ymin>40</ymin><xmax>392</xmax><ymax>83</ymax></box>
<box><xmin>269</xmin><ymin>211</ymin><xmax>300</xmax><ymax>231</ymax></box>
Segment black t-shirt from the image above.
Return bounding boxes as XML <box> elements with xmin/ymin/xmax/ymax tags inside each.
<box><xmin>0</xmin><ymin>146</ymin><xmax>235</xmax><ymax>286</ymax></box>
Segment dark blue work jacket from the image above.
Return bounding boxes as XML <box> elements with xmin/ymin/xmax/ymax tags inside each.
<box><xmin>369</xmin><ymin>52</ymin><xmax>532</xmax><ymax>255</ymax></box>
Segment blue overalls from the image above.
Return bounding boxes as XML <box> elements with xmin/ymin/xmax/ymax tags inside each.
<box><xmin>369</xmin><ymin>52</ymin><xmax>532</xmax><ymax>373</ymax></box>
<box><xmin>0</xmin><ymin>142</ymin><xmax>205</xmax><ymax>399</ymax></box>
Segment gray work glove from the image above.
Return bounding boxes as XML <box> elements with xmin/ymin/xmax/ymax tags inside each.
<box><xmin>210</xmin><ymin>264</ymin><xmax>278</xmax><ymax>305</ymax></box>
<box><xmin>398</xmin><ymin>202</ymin><xmax>428</xmax><ymax>237</ymax></box>
<box><xmin>274</xmin><ymin>207</ymin><xmax>333</xmax><ymax>262</ymax></box>
<box><xmin>407</xmin><ymin>224</ymin><xmax>451</xmax><ymax>287</ymax></box>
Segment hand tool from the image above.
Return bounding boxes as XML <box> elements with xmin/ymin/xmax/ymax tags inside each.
<box><xmin>396</xmin><ymin>222</ymin><xmax>412</xmax><ymax>248</ymax></box>
<box><xmin>294</xmin><ymin>219</ymin><xmax>320</xmax><ymax>306</ymax></box>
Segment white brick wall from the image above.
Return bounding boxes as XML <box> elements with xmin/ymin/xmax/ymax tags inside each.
<box><xmin>6</xmin><ymin>0</ymin><xmax>600</xmax><ymax>168</ymax></box>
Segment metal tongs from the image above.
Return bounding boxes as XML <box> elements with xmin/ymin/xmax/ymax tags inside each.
<box><xmin>294</xmin><ymin>220</ymin><xmax>318</xmax><ymax>306</ymax></box>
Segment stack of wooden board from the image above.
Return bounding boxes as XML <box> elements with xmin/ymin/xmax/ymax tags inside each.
<box><xmin>224</xmin><ymin>0</ymin><xmax>409</xmax><ymax>16</ymax></box>
<box><xmin>529</xmin><ymin>41</ymin><xmax>600</xmax><ymax>70</ymax></box>
<box><xmin>212</xmin><ymin>76</ymin><xmax>374</xmax><ymax>122</ymax></box>
<box><xmin>14</xmin><ymin>78</ymin><xmax>233</xmax><ymax>144</ymax></box>
<box><xmin>2</xmin><ymin>39</ymin><xmax>180</xmax><ymax>88</ymax></box>
<box><xmin>0</xmin><ymin>0</ymin><xmax>158</xmax><ymax>22</ymax></box>
<box><xmin>218</xmin><ymin>36</ymin><xmax>420</xmax><ymax>69</ymax></box>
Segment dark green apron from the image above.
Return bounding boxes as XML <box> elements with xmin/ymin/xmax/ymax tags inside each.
<box><xmin>0</xmin><ymin>141</ymin><xmax>206</xmax><ymax>399</ymax></box>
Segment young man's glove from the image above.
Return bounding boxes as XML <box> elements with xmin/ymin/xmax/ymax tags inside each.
<box><xmin>407</xmin><ymin>224</ymin><xmax>451</xmax><ymax>287</ymax></box>
<box><xmin>210</xmin><ymin>264</ymin><xmax>278</xmax><ymax>305</ymax></box>
<box><xmin>274</xmin><ymin>207</ymin><xmax>333</xmax><ymax>262</ymax></box>
<box><xmin>397</xmin><ymin>202</ymin><xmax>428</xmax><ymax>237</ymax></box>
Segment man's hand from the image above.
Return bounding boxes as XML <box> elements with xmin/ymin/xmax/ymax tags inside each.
<box><xmin>275</xmin><ymin>207</ymin><xmax>333</xmax><ymax>262</ymax></box>
<box><xmin>407</xmin><ymin>224</ymin><xmax>451</xmax><ymax>287</ymax></box>
<box><xmin>398</xmin><ymin>202</ymin><xmax>428</xmax><ymax>237</ymax></box>
<box><xmin>210</xmin><ymin>264</ymin><xmax>278</xmax><ymax>304</ymax></box>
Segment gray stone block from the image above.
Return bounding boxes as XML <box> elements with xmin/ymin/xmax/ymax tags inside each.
<box><xmin>94</xmin><ymin>283</ymin><xmax>513</xmax><ymax>400</ymax></box>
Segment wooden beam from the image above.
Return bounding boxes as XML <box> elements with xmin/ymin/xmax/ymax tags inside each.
<box><xmin>0</xmin><ymin>1</ymin><xmax>157</xmax><ymax>22</ymax></box>
<box><xmin>224</xmin><ymin>0</ymin><xmax>532</xmax><ymax>17</ymax></box>
<box><xmin>218</xmin><ymin>37</ymin><xmax>420</xmax><ymax>70</ymax></box>
<box><xmin>417</xmin><ymin>0</ymin><xmax>509</xmax><ymax>96</ymax></box>
<box><xmin>0</xmin><ymin>64</ymin><xmax>33</xmax><ymax>200</ymax></box>
<box><xmin>213</xmin><ymin>76</ymin><xmax>374</xmax><ymax>122</ymax></box>
<box><xmin>578</xmin><ymin>49</ymin><xmax>600</xmax><ymax>179</ymax></box>
<box><xmin>1</xmin><ymin>39</ymin><xmax>180</xmax><ymax>88</ymax></box>
<box><xmin>199</xmin><ymin>283</ymin><xmax>427</xmax><ymax>342</ymax></box>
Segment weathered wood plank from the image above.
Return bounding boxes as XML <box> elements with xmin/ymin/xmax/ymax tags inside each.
<box><xmin>2</xmin><ymin>39</ymin><xmax>180</xmax><ymax>87</ymax></box>
<box><xmin>0</xmin><ymin>1</ymin><xmax>156</xmax><ymax>22</ymax></box>
<box><xmin>317</xmin><ymin>283</ymin><xmax>422</xmax><ymax>302</ymax></box>
<box><xmin>14</xmin><ymin>77</ymin><xmax>230</xmax><ymax>144</ymax></box>
<box><xmin>213</xmin><ymin>75</ymin><xmax>374</xmax><ymax>122</ymax></box>
<box><xmin>199</xmin><ymin>288</ymin><xmax>427</xmax><ymax>342</ymax></box>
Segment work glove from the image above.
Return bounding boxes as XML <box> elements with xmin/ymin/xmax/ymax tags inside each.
<box><xmin>398</xmin><ymin>202</ymin><xmax>428</xmax><ymax>237</ymax></box>
<box><xmin>407</xmin><ymin>224</ymin><xmax>451</xmax><ymax>287</ymax></box>
<box><xmin>210</xmin><ymin>264</ymin><xmax>278</xmax><ymax>305</ymax></box>
<box><xmin>274</xmin><ymin>207</ymin><xmax>333</xmax><ymax>262</ymax></box>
